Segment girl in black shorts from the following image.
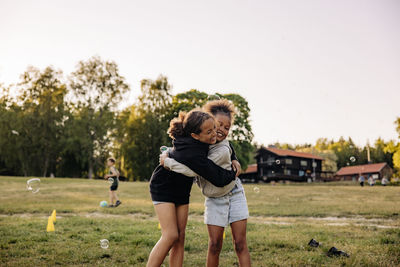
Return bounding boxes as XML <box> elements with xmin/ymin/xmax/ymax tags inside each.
<box><xmin>147</xmin><ymin>109</ymin><xmax>237</xmax><ymax>267</ymax></box>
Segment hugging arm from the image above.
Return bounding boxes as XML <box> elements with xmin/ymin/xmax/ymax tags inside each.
<box><xmin>164</xmin><ymin>158</ymin><xmax>198</xmax><ymax>177</ymax></box>
<box><xmin>230</xmin><ymin>142</ymin><xmax>238</xmax><ymax>161</ymax></box>
<box><xmin>229</xmin><ymin>141</ymin><xmax>241</xmax><ymax>176</ymax></box>
<box><xmin>177</xmin><ymin>156</ymin><xmax>236</xmax><ymax>187</ymax></box>
<box><xmin>163</xmin><ymin>148</ymin><xmax>228</xmax><ymax>178</ymax></box>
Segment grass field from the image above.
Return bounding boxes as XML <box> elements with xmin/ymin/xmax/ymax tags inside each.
<box><xmin>1</xmin><ymin>177</ymin><xmax>399</xmax><ymax>266</ymax></box>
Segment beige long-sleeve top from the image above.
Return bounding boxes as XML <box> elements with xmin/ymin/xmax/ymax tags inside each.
<box><xmin>164</xmin><ymin>139</ymin><xmax>236</xmax><ymax>198</ymax></box>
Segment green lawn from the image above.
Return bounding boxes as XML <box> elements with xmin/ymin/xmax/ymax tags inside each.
<box><xmin>1</xmin><ymin>177</ymin><xmax>399</xmax><ymax>266</ymax></box>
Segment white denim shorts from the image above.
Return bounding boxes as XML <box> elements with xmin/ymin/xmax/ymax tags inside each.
<box><xmin>204</xmin><ymin>179</ymin><xmax>249</xmax><ymax>227</ymax></box>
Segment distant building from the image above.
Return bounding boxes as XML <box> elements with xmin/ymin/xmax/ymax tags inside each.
<box><xmin>335</xmin><ymin>162</ymin><xmax>393</xmax><ymax>181</ymax></box>
<box><xmin>239</xmin><ymin>147</ymin><xmax>332</xmax><ymax>183</ymax></box>
<box><xmin>239</xmin><ymin>164</ymin><xmax>258</xmax><ymax>183</ymax></box>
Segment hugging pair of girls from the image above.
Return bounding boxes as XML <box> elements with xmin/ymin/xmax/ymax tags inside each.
<box><xmin>147</xmin><ymin>99</ymin><xmax>251</xmax><ymax>267</ymax></box>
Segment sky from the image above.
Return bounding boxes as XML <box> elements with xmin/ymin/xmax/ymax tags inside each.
<box><xmin>0</xmin><ymin>0</ymin><xmax>399</xmax><ymax>146</ymax></box>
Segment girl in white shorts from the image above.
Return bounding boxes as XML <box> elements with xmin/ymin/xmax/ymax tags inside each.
<box><xmin>162</xmin><ymin>99</ymin><xmax>251</xmax><ymax>267</ymax></box>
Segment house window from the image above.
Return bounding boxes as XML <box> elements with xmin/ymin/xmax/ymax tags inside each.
<box><xmin>299</xmin><ymin>170</ymin><xmax>305</xmax><ymax>176</ymax></box>
<box><xmin>285</xmin><ymin>159</ymin><xmax>292</xmax><ymax>165</ymax></box>
<box><xmin>312</xmin><ymin>161</ymin><xmax>317</xmax><ymax>168</ymax></box>
<box><xmin>267</xmin><ymin>157</ymin><xmax>275</xmax><ymax>165</ymax></box>
<box><xmin>300</xmin><ymin>160</ymin><xmax>307</xmax><ymax>167</ymax></box>
<box><xmin>284</xmin><ymin>169</ymin><xmax>291</xmax><ymax>175</ymax></box>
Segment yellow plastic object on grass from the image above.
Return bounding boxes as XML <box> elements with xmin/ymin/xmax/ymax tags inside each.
<box><xmin>51</xmin><ymin>210</ymin><xmax>56</xmax><ymax>222</ymax></box>
<box><xmin>47</xmin><ymin>216</ymin><xmax>55</xmax><ymax>232</ymax></box>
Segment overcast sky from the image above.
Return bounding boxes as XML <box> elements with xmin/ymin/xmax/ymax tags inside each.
<box><xmin>1</xmin><ymin>0</ymin><xmax>399</xmax><ymax>146</ymax></box>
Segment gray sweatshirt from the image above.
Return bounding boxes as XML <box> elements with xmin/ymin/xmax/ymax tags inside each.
<box><xmin>164</xmin><ymin>139</ymin><xmax>236</xmax><ymax>198</ymax></box>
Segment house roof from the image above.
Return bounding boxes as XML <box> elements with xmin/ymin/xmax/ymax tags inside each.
<box><xmin>336</xmin><ymin>163</ymin><xmax>388</xmax><ymax>176</ymax></box>
<box><xmin>259</xmin><ymin>147</ymin><xmax>324</xmax><ymax>160</ymax></box>
<box><xmin>242</xmin><ymin>164</ymin><xmax>257</xmax><ymax>174</ymax></box>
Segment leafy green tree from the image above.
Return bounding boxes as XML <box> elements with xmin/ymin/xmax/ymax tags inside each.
<box><xmin>328</xmin><ymin>137</ymin><xmax>361</xmax><ymax>169</ymax></box>
<box><xmin>0</xmin><ymin>67</ymin><xmax>67</xmax><ymax>177</ymax></box>
<box><xmin>370</xmin><ymin>138</ymin><xmax>393</xmax><ymax>167</ymax></box>
<box><xmin>120</xmin><ymin>75</ymin><xmax>172</xmax><ymax>180</ymax></box>
<box><xmin>68</xmin><ymin>56</ymin><xmax>129</xmax><ymax>178</ymax></box>
<box><xmin>17</xmin><ymin>66</ymin><xmax>67</xmax><ymax>177</ymax></box>
<box><xmin>0</xmin><ymin>85</ymin><xmax>21</xmax><ymax>175</ymax></box>
<box><xmin>315</xmin><ymin>138</ymin><xmax>330</xmax><ymax>151</ymax></box>
<box><xmin>391</xmin><ymin>117</ymin><xmax>400</xmax><ymax>175</ymax></box>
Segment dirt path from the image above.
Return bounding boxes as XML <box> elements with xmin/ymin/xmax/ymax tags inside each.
<box><xmin>1</xmin><ymin>212</ymin><xmax>399</xmax><ymax>229</ymax></box>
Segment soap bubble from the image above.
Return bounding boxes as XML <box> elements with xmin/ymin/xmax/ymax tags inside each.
<box><xmin>275</xmin><ymin>160</ymin><xmax>280</xmax><ymax>165</ymax></box>
<box><xmin>350</xmin><ymin>156</ymin><xmax>356</xmax><ymax>163</ymax></box>
<box><xmin>108</xmin><ymin>178</ymin><xmax>114</xmax><ymax>184</ymax></box>
<box><xmin>253</xmin><ymin>187</ymin><xmax>260</xmax><ymax>194</ymax></box>
<box><xmin>26</xmin><ymin>178</ymin><xmax>40</xmax><ymax>193</ymax></box>
<box><xmin>100</xmin><ymin>201</ymin><xmax>108</xmax><ymax>207</ymax></box>
<box><xmin>100</xmin><ymin>239</ymin><xmax>109</xmax><ymax>249</ymax></box>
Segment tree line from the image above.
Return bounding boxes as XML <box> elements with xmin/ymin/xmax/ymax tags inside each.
<box><xmin>1</xmin><ymin>56</ymin><xmax>399</xmax><ymax>179</ymax></box>
<box><xmin>0</xmin><ymin>56</ymin><xmax>254</xmax><ymax>180</ymax></box>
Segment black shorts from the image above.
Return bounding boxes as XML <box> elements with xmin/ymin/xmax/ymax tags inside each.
<box><xmin>110</xmin><ymin>179</ymin><xmax>119</xmax><ymax>191</ymax></box>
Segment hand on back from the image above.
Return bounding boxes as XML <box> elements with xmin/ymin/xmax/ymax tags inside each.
<box><xmin>232</xmin><ymin>160</ymin><xmax>241</xmax><ymax>176</ymax></box>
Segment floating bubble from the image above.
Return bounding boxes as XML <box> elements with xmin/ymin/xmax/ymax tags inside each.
<box><xmin>253</xmin><ymin>187</ymin><xmax>260</xmax><ymax>194</ymax></box>
<box><xmin>160</xmin><ymin>146</ymin><xmax>168</xmax><ymax>153</ymax></box>
<box><xmin>11</xmin><ymin>130</ymin><xmax>19</xmax><ymax>135</ymax></box>
<box><xmin>275</xmin><ymin>159</ymin><xmax>281</xmax><ymax>165</ymax></box>
<box><xmin>108</xmin><ymin>178</ymin><xmax>114</xmax><ymax>184</ymax></box>
<box><xmin>350</xmin><ymin>156</ymin><xmax>356</xmax><ymax>163</ymax></box>
<box><xmin>207</xmin><ymin>94</ymin><xmax>221</xmax><ymax>101</ymax></box>
<box><xmin>100</xmin><ymin>239</ymin><xmax>109</xmax><ymax>249</ymax></box>
<box><xmin>26</xmin><ymin>178</ymin><xmax>40</xmax><ymax>193</ymax></box>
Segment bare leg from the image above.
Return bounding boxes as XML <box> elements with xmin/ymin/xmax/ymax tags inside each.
<box><xmin>230</xmin><ymin>219</ymin><xmax>251</xmax><ymax>267</ymax></box>
<box><xmin>112</xmin><ymin>191</ymin><xmax>119</xmax><ymax>202</ymax></box>
<box><xmin>206</xmin><ymin>225</ymin><xmax>224</xmax><ymax>267</ymax></box>
<box><xmin>109</xmin><ymin>190</ymin><xmax>113</xmax><ymax>205</ymax></box>
<box><xmin>147</xmin><ymin>203</ymin><xmax>179</xmax><ymax>267</ymax></box>
<box><xmin>169</xmin><ymin>204</ymin><xmax>189</xmax><ymax>267</ymax></box>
